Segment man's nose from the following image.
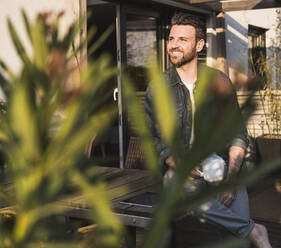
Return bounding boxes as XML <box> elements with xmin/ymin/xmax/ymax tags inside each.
<box><xmin>170</xmin><ymin>39</ymin><xmax>179</xmax><ymax>49</ymax></box>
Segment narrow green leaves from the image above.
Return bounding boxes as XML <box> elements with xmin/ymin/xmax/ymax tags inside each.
<box><xmin>31</xmin><ymin>19</ymin><xmax>48</xmax><ymax>71</ymax></box>
<box><xmin>0</xmin><ymin>71</ymin><xmax>11</xmax><ymax>98</ymax></box>
<box><xmin>10</xmin><ymin>82</ymin><xmax>40</xmax><ymax>162</ymax></box>
<box><xmin>88</xmin><ymin>24</ymin><xmax>115</xmax><ymax>56</ymax></box>
<box><xmin>0</xmin><ymin>11</ymin><xmax>122</xmax><ymax>247</ymax></box>
<box><xmin>7</xmin><ymin>18</ymin><xmax>30</xmax><ymax>66</ymax></box>
<box><xmin>122</xmin><ymin>75</ymin><xmax>160</xmax><ymax>175</ymax></box>
<box><xmin>21</xmin><ymin>10</ymin><xmax>32</xmax><ymax>45</ymax></box>
<box><xmin>148</xmin><ymin>59</ymin><xmax>177</xmax><ymax>147</ymax></box>
<box><xmin>62</xmin><ymin>22</ymin><xmax>79</xmax><ymax>51</ymax></box>
<box><xmin>72</xmin><ymin>170</ymin><xmax>123</xmax><ymax>248</ymax></box>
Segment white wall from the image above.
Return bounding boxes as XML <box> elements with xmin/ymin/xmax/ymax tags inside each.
<box><xmin>225</xmin><ymin>9</ymin><xmax>281</xmax><ymax>137</ymax></box>
<box><xmin>0</xmin><ymin>0</ymin><xmax>80</xmax><ymax>75</ymax></box>
<box><xmin>225</xmin><ymin>8</ymin><xmax>281</xmax><ymax>83</ymax></box>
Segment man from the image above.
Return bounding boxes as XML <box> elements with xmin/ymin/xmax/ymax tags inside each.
<box><xmin>144</xmin><ymin>12</ymin><xmax>271</xmax><ymax>248</ymax></box>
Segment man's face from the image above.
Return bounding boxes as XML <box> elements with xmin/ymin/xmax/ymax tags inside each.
<box><xmin>167</xmin><ymin>25</ymin><xmax>198</xmax><ymax>67</ymax></box>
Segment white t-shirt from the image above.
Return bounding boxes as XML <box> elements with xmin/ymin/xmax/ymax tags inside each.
<box><xmin>182</xmin><ymin>79</ymin><xmax>196</xmax><ymax>145</ymax></box>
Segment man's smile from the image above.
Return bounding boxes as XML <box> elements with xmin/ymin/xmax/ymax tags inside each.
<box><xmin>170</xmin><ymin>51</ymin><xmax>182</xmax><ymax>56</ymax></box>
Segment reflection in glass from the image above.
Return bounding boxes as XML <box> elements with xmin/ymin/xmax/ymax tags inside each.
<box><xmin>126</xmin><ymin>15</ymin><xmax>158</xmax><ymax>91</ymax></box>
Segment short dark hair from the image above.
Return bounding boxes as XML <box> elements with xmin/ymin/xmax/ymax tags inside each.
<box><xmin>170</xmin><ymin>12</ymin><xmax>206</xmax><ymax>41</ymax></box>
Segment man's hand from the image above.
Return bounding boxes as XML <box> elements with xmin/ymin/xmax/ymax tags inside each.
<box><xmin>190</xmin><ymin>166</ymin><xmax>204</xmax><ymax>179</ymax></box>
<box><xmin>217</xmin><ymin>190</ymin><xmax>235</xmax><ymax>206</ymax></box>
<box><xmin>165</xmin><ymin>156</ymin><xmax>176</xmax><ymax>169</ymax></box>
<box><xmin>165</xmin><ymin>157</ymin><xmax>203</xmax><ymax>180</ymax></box>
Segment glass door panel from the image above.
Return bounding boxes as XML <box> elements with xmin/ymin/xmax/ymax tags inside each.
<box><xmin>87</xmin><ymin>2</ymin><xmax>163</xmax><ymax>168</ymax></box>
<box><xmin>123</xmin><ymin>11</ymin><xmax>161</xmax><ymax>167</ymax></box>
<box><xmin>126</xmin><ymin>14</ymin><xmax>159</xmax><ymax>91</ymax></box>
<box><xmin>87</xmin><ymin>1</ymin><xmax>120</xmax><ymax>166</ymax></box>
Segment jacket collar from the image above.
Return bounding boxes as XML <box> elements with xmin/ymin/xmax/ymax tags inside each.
<box><xmin>165</xmin><ymin>64</ymin><xmax>208</xmax><ymax>87</ymax></box>
<box><xmin>164</xmin><ymin>66</ymin><xmax>182</xmax><ymax>86</ymax></box>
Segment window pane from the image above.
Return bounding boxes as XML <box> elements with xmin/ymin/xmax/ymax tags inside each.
<box><xmin>126</xmin><ymin>15</ymin><xmax>158</xmax><ymax>91</ymax></box>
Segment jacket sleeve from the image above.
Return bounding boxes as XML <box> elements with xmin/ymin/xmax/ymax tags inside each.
<box><xmin>229</xmin><ymin>92</ymin><xmax>249</xmax><ymax>151</ymax></box>
<box><xmin>225</xmin><ymin>76</ymin><xmax>249</xmax><ymax>151</ymax></box>
<box><xmin>144</xmin><ymin>85</ymin><xmax>170</xmax><ymax>171</ymax></box>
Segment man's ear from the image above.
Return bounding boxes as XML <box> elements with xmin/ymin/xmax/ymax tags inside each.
<box><xmin>196</xmin><ymin>39</ymin><xmax>205</xmax><ymax>53</ymax></box>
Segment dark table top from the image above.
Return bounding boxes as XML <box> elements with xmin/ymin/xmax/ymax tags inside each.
<box><xmin>58</xmin><ymin>166</ymin><xmax>161</xmax><ymax>227</ymax></box>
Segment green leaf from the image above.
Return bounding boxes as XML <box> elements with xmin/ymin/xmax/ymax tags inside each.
<box><xmin>122</xmin><ymin>75</ymin><xmax>160</xmax><ymax>176</ymax></box>
<box><xmin>61</xmin><ymin>22</ymin><xmax>80</xmax><ymax>51</ymax></box>
<box><xmin>0</xmin><ymin>71</ymin><xmax>11</xmax><ymax>99</ymax></box>
<box><xmin>0</xmin><ymin>129</ymin><xmax>8</xmax><ymax>142</ymax></box>
<box><xmin>7</xmin><ymin>18</ymin><xmax>30</xmax><ymax>65</ymax></box>
<box><xmin>193</xmin><ymin>66</ymin><xmax>255</xmax><ymax>158</ymax></box>
<box><xmin>46</xmin><ymin>107</ymin><xmax>116</xmax><ymax>172</ymax></box>
<box><xmin>31</xmin><ymin>19</ymin><xmax>48</xmax><ymax>70</ymax></box>
<box><xmin>71</xmin><ymin>170</ymin><xmax>123</xmax><ymax>248</ymax></box>
<box><xmin>148</xmin><ymin>58</ymin><xmax>177</xmax><ymax>146</ymax></box>
<box><xmin>51</xmin><ymin>14</ymin><xmax>60</xmax><ymax>48</ymax></box>
<box><xmin>88</xmin><ymin>24</ymin><xmax>114</xmax><ymax>56</ymax></box>
<box><xmin>67</xmin><ymin>26</ymin><xmax>97</xmax><ymax>63</ymax></box>
<box><xmin>21</xmin><ymin>10</ymin><xmax>32</xmax><ymax>45</ymax></box>
<box><xmin>9</xmin><ymin>82</ymin><xmax>40</xmax><ymax>162</ymax></box>
<box><xmin>14</xmin><ymin>203</ymin><xmax>66</xmax><ymax>243</ymax></box>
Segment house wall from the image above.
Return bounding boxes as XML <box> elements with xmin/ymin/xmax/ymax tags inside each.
<box><xmin>225</xmin><ymin>8</ymin><xmax>280</xmax><ymax>83</ymax></box>
<box><xmin>225</xmin><ymin>9</ymin><xmax>281</xmax><ymax>137</ymax></box>
<box><xmin>237</xmin><ymin>90</ymin><xmax>281</xmax><ymax>137</ymax></box>
<box><xmin>0</xmin><ymin>0</ymin><xmax>81</xmax><ymax>87</ymax></box>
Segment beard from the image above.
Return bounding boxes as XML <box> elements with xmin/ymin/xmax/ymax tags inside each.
<box><xmin>168</xmin><ymin>46</ymin><xmax>197</xmax><ymax>68</ymax></box>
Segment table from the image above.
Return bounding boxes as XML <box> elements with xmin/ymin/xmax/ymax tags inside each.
<box><xmin>58</xmin><ymin>167</ymin><xmax>161</xmax><ymax>247</ymax></box>
<box><xmin>1</xmin><ymin>167</ymin><xmax>160</xmax><ymax>247</ymax></box>
<box><xmin>59</xmin><ymin>167</ymin><xmax>160</xmax><ymax>228</ymax></box>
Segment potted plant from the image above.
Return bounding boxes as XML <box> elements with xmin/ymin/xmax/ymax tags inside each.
<box><xmin>256</xmin><ymin>89</ymin><xmax>281</xmax><ymax>167</ymax></box>
<box><xmin>254</xmin><ymin>10</ymin><xmax>281</xmax><ymax>169</ymax></box>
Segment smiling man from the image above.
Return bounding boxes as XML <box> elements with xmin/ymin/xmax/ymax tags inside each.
<box><xmin>168</xmin><ymin>24</ymin><xmax>202</xmax><ymax>69</ymax></box>
<box><xmin>145</xmin><ymin>12</ymin><xmax>271</xmax><ymax>248</ymax></box>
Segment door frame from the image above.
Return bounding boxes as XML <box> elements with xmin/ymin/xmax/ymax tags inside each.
<box><xmin>117</xmin><ymin>4</ymin><xmax>164</xmax><ymax>168</ymax></box>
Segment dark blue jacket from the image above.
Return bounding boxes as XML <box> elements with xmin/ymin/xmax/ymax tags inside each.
<box><xmin>144</xmin><ymin>65</ymin><xmax>249</xmax><ymax>171</ymax></box>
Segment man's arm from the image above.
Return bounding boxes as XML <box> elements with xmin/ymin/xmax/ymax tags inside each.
<box><xmin>144</xmin><ymin>86</ymin><xmax>171</xmax><ymax>171</ymax></box>
<box><xmin>165</xmin><ymin>156</ymin><xmax>203</xmax><ymax>179</ymax></box>
<box><xmin>165</xmin><ymin>156</ymin><xmax>176</xmax><ymax>169</ymax></box>
<box><xmin>226</xmin><ymin>146</ymin><xmax>245</xmax><ymax>181</ymax></box>
<box><xmin>218</xmin><ymin>145</ymin><xmax>245</xmax><ymax>206</ymax></box>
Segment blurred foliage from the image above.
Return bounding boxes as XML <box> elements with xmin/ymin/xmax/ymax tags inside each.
<box><xmin>0</xmin><ymin>9</ymin><xmax>280</xmax><ymax>248</ymax></box>
<box><xmin>0</xmin><ymin>10</ymin><xmax>122</xmax><ymax>247</ymax></box>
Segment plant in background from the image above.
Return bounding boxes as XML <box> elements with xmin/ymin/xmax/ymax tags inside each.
<box><xmin>259</xmin><ymin>90</ymin><xmax>281</xmax><ymax>137</ymax></box>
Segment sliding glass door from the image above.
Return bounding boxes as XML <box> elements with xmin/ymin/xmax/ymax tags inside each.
<box><xmin>87</xmin><ymin>1</ymin><xmax>120</xmax><ymax>166</ymax></box>
<box><xmin>87</xmin><ymin>1</ymin><xmax>163</xmax><ymax>168</ymax></box>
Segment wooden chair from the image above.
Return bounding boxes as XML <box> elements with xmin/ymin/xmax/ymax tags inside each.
<box><xmin>125</xmin><ymin>136</ymin><xmax>145</xmax><ymax>169</ymax></box>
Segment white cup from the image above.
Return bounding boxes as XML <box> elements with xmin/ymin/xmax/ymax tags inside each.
<box><xmin>201</xmin><ymin>153</ymin><xmax>225</xmax><ymax>183</ymax></box>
